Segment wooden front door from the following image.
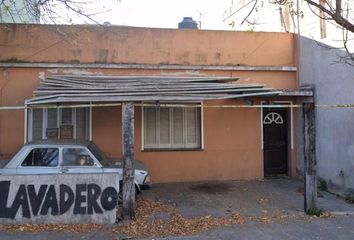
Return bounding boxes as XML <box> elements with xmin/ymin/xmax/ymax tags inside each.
<box><xmin>263</xmin><ymin>109</ymin><xmax>288</xmax><ymax>176</ymax></box>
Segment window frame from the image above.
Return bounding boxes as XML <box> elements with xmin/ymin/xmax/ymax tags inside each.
<box><xmin>141</xmin><ymin>101</ymin><xmax>204</xmax><ymax>151</ymax></box>
<box><xmin>61</xmin><ymin>147</ymin><xmax>99</xmax><ymax>167</ymax></box>
<box><xmin>19</xmin><ymin>147</ymin><xmax>60</xmax><ymax>168</ymax></box>
<box><xmin>26</xmin><ymin>106</ymin><xmax>92</xmax><ymax>142</ymax></box>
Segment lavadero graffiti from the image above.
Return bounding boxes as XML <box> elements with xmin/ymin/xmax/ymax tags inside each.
<box><xmin>0</xmin><ymin>181</ymin><xmax>118</xmax><ymax>219</ymax></box>
<box><xmin>0</xmin><ymin>174</ymin><xmax>119</xmax><ymax>224</ymax></box>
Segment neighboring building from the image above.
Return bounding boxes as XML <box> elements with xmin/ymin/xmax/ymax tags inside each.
<box><xmin>296</xmin><ymin>34</ymin><xmax>354</xmax><ymax>194</ymax></box>
<box><xmin>0</xmin><ymin>24</ymin><xmax>310</xmax><ymax>183</ymax></box>
<box><xmin>0</xmin><ymin>0</ymin><xmax>39</xmax><ymax>23</ymax></box>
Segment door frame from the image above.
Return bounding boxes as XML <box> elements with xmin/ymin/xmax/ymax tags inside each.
<box><xmin>261</xmin><ymin>101</ymin><xmax>293</xmax><ymax>176</ymax></box>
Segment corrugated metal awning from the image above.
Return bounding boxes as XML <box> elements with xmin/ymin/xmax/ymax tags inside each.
<box><xmin>26</xmin><ymin>75</ymin><xmax>281</xmax><ymax>105</ymax></box>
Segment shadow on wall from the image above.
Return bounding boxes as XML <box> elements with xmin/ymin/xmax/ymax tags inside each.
<box><xmin>296</xmin><ymin>36</ymin><xmax>354</xmax><ymax>195</ymax></box>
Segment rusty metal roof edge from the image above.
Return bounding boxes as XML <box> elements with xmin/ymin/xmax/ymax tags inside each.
<box><xmin>0</xmin><ymin>62</ymin><xmax>297</xmax><ymax>72</ymax></box>
<box><xmin>279</xmin><ymin>89</ymin><xmax>314</xmax><ymax>97</ymax></box>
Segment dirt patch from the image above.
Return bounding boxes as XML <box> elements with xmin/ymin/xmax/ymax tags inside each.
<box><xmin>189</xmin><ymin>182</ymin><xmax>231</xmax><ymax>194</ymax></box>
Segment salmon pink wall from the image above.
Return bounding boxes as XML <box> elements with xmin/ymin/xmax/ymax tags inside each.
<box><xmin>134</xmin><ymin>100</ymin><xmax>264</xmax><ymax>183</ymax></box>
<box><xmin>0</xmin><ymin>24</ymin><xmax>298</xmax><ymax>181</ymax></box>
<box><xmin>0</xmin><ymin>24</ymin><xmax>296</xmax><ymax>67</ymax></box>
<box><xmin>91</xmin><ymin>100</ymin><xmax>263</xmax><ymax>183</ymax></box>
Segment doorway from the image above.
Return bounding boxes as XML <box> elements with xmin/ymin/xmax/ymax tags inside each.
<box><xmin>263</xmin><ymin>108</ymin><xmax>288</xmax><ymax>176</ymax></box>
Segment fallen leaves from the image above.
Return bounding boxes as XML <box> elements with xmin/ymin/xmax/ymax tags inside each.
<box><xmin>134</xmin><ymin>198</ymin><xmax>176</xmax><ymax>219</ymax></box>
<box><xmin>126</xmin><ymin>214</ymin><xmax>221</xmax><ymax>237</ymax></box>
<box><xmin>0</xmin><ymin>223</ymin><xmax>102</xmax><ymax>233</ymax></box>
<box><xmin>313</xmin><ymin>211</ymin><xmax>335</xmax><ymax>219</ymax></box>
<box><xmin>113</xmin><ymin>197</ymin><xmax>246</xmax><ymax>238</ymax></box>
<box><xmin>112</xmin><ymin>197</ymin><xmax>339</xmax><ymax>238</ymax></box>
<box><xmin>319</xmin><ymin>211</ymin><xmax>335</xmax><ymax>218</ymax></box>
<box><xmin>229</xmin><ymin>212</ymin><xmax>247</xmax><ymax>224</ymax></box>
<box><xmin>251</xmin><ymin>211</ymin><xmax>309</xmax><ymax>224</ymax></box>
<box><xmin>257</xmin><ymin>197</ymin><xmax>270</xmax><ymax>206</ymax></box>
<box><xmin>0</xmin><ymin>196</ymin><xmax>336</xmax><ymax>237</ymax></box>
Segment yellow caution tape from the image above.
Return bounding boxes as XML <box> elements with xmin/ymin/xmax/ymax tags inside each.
<box><xmin>0</xmin><ymin>103</ymin><xmax>353</xmax><ymax>110</ymax></box>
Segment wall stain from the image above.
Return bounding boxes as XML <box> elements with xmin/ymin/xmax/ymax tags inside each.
<box><xmin>176</xmin><ymin>52</ymin><xmax>190</xmax><ymax>65</ymax></box>
<box><xmin>215</xmin><ymin>52</ymin><xmax>221</xmax><ymax>62</ymax></box>
<box><xmin>195</xmin><ymin>52</ymin><xmax>208</xmax><ymax>63</ymax></box>
<box><xmin>98</xmin><ymin>49</ymin><xmax>109</xmax><ymax>63</ymax></box>
<box><xmin>72</xmin><ymin>49</ymin><xmax>82</xmax><ymax>58</ymax></box>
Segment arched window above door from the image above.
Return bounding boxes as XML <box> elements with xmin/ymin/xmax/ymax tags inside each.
<box><xmin>263</xmin><ymin>112</ymin><xmax>284</xmax><ymax>124</ymax></box>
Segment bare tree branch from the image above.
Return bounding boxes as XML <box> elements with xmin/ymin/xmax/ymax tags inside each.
<box><xmin>0</xmin><ymin>0</ymin><xmax>120</xmax><ymax>24</ymax></box>
<box><xmin>223</xmin><ymin>0</ymin><xmax>259</xmax><ymax>22</ymax></box>
<box><xmin>241</xmin><ymin>0</ymin><xmax>258</xmax><ymax>25</ymax></box>
<box><xmin>225</xmin><ymin>0</ymin><xmax>354</xmax><ymax>65</ymax></box>
<box><xmin>305</xmin><ymin>0</ymin><xmax>354</xmax><ymax>33</ymax></box>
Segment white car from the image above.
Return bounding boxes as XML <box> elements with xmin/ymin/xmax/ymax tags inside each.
<box><xmin>0</xmin><ymin>140</ymin><xmax>152</xmax><ymax>193</ymax></box>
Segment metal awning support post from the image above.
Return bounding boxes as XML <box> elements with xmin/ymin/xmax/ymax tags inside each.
<box><xmin>303</xmin><ymin>102</ymin><xmax>317</xmax><ymax>212</ymax></box>
<box><xmin>122</xmin><ymin>102</ymin><xmax>135</xmax><ymax>220</ymax></box>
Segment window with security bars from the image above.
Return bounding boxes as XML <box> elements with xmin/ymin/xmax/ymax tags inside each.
<box><xmin>143</xmin><ymin>105</ymin><xmax>201</xmax><ymax>149</ymax></box>
<box><xmin>28</xmin><ymin>107</ymin><xmax>90</xmax><ymax>141</ymax></box>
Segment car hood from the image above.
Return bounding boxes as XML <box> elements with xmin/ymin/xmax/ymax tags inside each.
<box><xmin>105</xmin><ymin>158</ymin><xmax>148</xmax><ymax>172</ymax></box>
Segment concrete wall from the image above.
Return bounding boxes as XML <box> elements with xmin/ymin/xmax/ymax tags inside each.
<box><xmin>297</xmin><ymin>36</ymin><xmax>354</xmax><ymax>192</ymax></box>
<box><xmin>0</xmin><ymin>173</ymin><xmax>119</xmax><ymax>224</ymax></box>
<box><xmin>0</xmin><ymin>24</ymin><xmax>296</xmax><ymax>67</ymax></box>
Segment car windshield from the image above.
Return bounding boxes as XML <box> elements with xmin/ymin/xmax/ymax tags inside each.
<box><xmin>87</xmin><ymin>143</ymin><xmax>110</xmax><ymax>167</ymax></box>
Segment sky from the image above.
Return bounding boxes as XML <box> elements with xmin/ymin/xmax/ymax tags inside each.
<box><xmin>74</xmin><ymin>0</ymin><xmax>236</xmax><ymax>30</ymax></box>
<box><xmin>30</xmin><ymin>0</ymin><xmax>290</xmax><ymax>33</ymax></box>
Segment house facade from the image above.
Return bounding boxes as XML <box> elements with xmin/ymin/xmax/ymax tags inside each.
<box><xmin>0</xmin><ymin>24</ymin><xmax>309</xmax><ymax>183</ymax></box>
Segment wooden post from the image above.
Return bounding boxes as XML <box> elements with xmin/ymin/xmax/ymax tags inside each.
<box><xmin>122</xmin><ymin>102</ymin><xmax>135</xmax><ymax>220</ymax></box>
<box><xmin>303</xmin><ymin>102</ymin><xmax>317</xmax><ymax>212</ymax></box>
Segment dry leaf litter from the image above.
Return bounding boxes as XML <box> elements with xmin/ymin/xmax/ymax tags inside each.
<box><xmin>0</xmin><ymin>196</ymin><xmax>335</xmax><ymax>237</ymax></box>
<box><xmin>113</xmin><ymin>197</ymin><xmax>246</xmax><ymax>238</ymax></box>
<box><xmin>112</xmin><ymin>196</ymin><xmax>335</xmax><ymax>238</ymax></box>
<box><xmin>0</xmin><ymin>223</ymin><xmax>101</xmax><ymax>233</ymax></box>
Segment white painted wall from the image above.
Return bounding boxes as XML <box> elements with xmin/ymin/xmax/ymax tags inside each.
<box><xmin>297</xmin><ymin>36</ymin><xmax>354</xmax><ymax>193</ymax></box>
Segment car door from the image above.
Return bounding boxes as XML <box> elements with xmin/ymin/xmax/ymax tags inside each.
<box><xmin>60</xmin><ymin>147</ymin><xmax>103</xmax><ymax>174</ymax></box>
<box><xmin>16</xmin><ymin>147</ymin><xmax>60</xmax><ymax>174</ymax></box>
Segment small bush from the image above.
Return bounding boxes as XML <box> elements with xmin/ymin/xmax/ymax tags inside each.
<box><xmin>318</xmin><ymin>179</ymin><xmax>328</xmax><ymax>191</ymax></box>
<box><xmin>345</xmin><ymin>194</ymin><xmax>354</xmax><ymax>204</ymax></box>
<box><xmin>306</xmin><ymin>207</ymin><xmax>324</xmax><ymax>217</ymax></box>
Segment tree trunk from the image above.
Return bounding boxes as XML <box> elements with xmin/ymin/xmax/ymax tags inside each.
<box><xmin>303</xmin><ymin>102</ymin><xmax>317</xmax><ymax>212</ymax></box>
<box><xmin>122</xmin><ymin>102</ymin><xmax>135</xmax><ymax>220</ymax></box>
